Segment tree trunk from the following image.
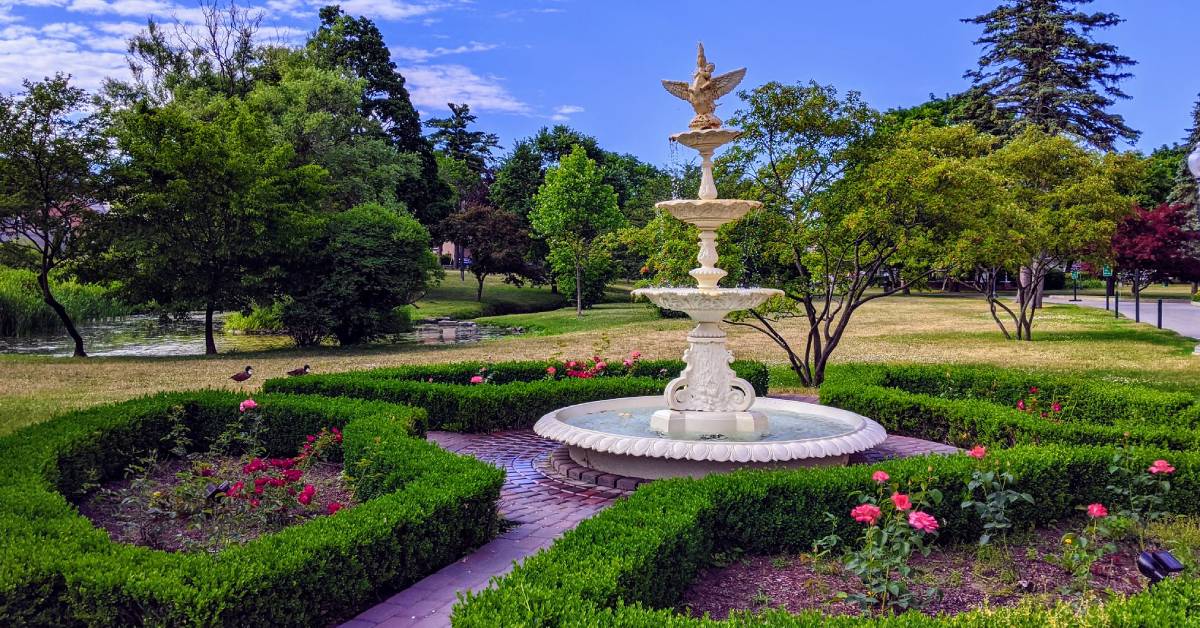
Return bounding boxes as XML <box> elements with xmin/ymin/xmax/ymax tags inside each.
<box><xmin>1192</xmin><ymin>281</ymin><xmax>1198</xmax><ymax>295</ymax></box>
<box><xmin>476</xmin><ymin>274</ymin><xmax>485</xmax><ymax>301</ymax></box>
<box><xmin>37</xmin><ymin>269</ymin><xmax>86</xmax><ymax>357</ymax></box>
<box><xmin>574</xmin><ymin>261</ymin><xmax>582</xmax><ymax>316</ymax></box>
<box><xmin>204</xmin><ymin>302</ymin><xmax>217</xmax><ymax>355</ymax></box>
<box><xmin>455</xmin><ymin>242</ymin><xmax>465</xmax><ymax>281</ymax></box>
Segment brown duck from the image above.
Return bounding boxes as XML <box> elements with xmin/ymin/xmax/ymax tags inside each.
<box><xmin>230</xmin><ymin>366</ymin><xmax>253</xmax><ymax>382</ymax></box>
<box><xmin>287</xmin><ymin>364</ymin><xmax>311</xmax><ymax>376</ymax></box>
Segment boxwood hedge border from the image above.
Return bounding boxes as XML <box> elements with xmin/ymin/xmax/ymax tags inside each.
<box><xmin>263</xmin><ymin>359</ymin><xmax>770</xmax><ymax>432</ymax></box>
<box><xmin>0</xmin><ymin>391</ymin><xmax>503</xmax><ymax>627</ymax></box>
<box><xmin>452</xmin><ymin>444</ymin><xmax>1200</xmax><ymax>626</ymax></box>
<box><xmin>820</xmin><ymin>364</ymin><xmax>1200</xmax><ymax>450</ymax></box>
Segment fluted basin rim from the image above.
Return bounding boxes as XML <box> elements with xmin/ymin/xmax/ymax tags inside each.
<box><xmin>533</xmin><ymin>396</ymin><xmax>888</xmax><ymax>463</ymax></box>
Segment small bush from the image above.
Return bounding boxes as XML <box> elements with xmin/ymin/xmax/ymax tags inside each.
<box><xmin>819</xmin><ymin>364</ymin><xmax>1200</xmax><ymax>449</ymax></box>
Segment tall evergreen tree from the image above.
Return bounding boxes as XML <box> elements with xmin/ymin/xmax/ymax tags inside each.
<box><xmin>309</xmin><ymin>6</ymin><xmax>451</xmax><ymax>227</ymax></box>
<box><xmin>425</xmin><ymin>103</ymin><xmax>499</xmax><ymax>176</ymax></box>
<box><xmin>1169</xmin><ymin>93</ymin><xmax>1200</xmax><ymax>207</ymax></box>
<box><xmin>962</xmin><ymin>0</ymin><xmax>1138</xmax><ymax>150</ymax></box>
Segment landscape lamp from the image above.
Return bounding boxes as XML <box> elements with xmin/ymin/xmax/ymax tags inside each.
<box><xmin>1136</xmin><ymin>549</ymin><xmax>1185</xmax><ymax>586</ymax></box>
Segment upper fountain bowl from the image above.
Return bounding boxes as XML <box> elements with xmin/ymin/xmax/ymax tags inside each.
<box><xmin>657</xmin><ymin>198</ymin><xmax>762</xmax><ymax>230</ymax></box>
<box><xmin>632</xmin><ymin>287</ymin><xmax>782</xmax><ymax>322</ymax></box>
<box><xmin>670</xmin><ymin>128</ymin><xmax>743</xmax><ymax>153</ymax></box>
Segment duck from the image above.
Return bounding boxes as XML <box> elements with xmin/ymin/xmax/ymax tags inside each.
<box><xmin>230</xmin><ymin>366</ymin><xmax>253</xmax><ymax>382</ymax></box>
<box><xmin>287</xmin><ymin>364</ymin><xmax>311</xmax><ymax>377</ymax></box>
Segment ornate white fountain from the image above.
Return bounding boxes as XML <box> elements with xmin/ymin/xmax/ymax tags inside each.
<box><xmin>533</xmin><ymin>45</ymin><xmax>887</xmax><ymax>479</ymax></box>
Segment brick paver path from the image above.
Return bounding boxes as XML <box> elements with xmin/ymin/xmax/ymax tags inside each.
<box><xmin>342</xmin><ymin>396</ymin><xmax>956</xmax><ymax>627</ymax></box>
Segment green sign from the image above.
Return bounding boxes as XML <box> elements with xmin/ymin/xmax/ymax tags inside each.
<box><xmin>1102</xmin><ymin>266</ymin><xmax>1112</xmax><ymax>277</ymax></box>
<box><xmin>1071</xmin><ymin>271</ymin><xmax>1080</xmax><ymax>280</ymax></box>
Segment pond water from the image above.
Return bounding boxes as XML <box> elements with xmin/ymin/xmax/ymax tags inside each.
<box><xmin>0</xmin><ymin>314</ymin><xmax>517</xmax><ymax>357</ymax></box>
<box><xmin>561</xmin><ymin>405</ymin><xmax>857</xmax><ymax>442</ymax></box>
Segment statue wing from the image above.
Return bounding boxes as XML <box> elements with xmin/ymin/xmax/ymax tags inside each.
<box><xmin>661</xmin><ymin>79</ymin><xmax>691</xmax><ymax>101</ymax></box>
<box><xmin>710</xmin><ymin>68</ymin><xmax>746</xmax><ymax>99</ymax></box>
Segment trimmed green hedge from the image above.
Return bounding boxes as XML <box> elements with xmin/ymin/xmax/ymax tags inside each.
<box><xmin>820</xmin><ymin>364</ymin><xmax>1200</xmax><ymax>450</ymax></box>
<box><xmin>0</xmin><ymin>391</ymin><xmax>502</xmax><ymax>626</ymax></box>
<box><xmin>452</xmin><ymin>444</ymin><xmax>1200</xmax><ymax>625</ymax></box>
<box><xmin>263</xmin><ymin>359</ymin><xmax>770</xmax><ymax>432</ymax></box>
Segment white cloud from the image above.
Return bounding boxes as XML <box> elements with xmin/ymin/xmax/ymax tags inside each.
<box><xmin>550</xmin><ymin>104</ymin><xmax>583</xmax><ymax>121</ymax></box>
<box><xmin>66</xmin><ymin>0</ymin><xmax>176</xmax><ymax>17</ymax></box>
<box><xmin>0</xmin><ymin>32</ymin><xmax>128</xmax><ymax>91</ymax></box>
<box><xmin>399</xmin><ymin>63</ymin><xmax>528</xmax><ymax>114</ymax></box>
<box><xmin>392</xmin><ymin>40</ymin><xmax>495</xmax><ymax>62</ymax></box>
<box><xmin>327</xmin><ymin>0</ymin><xmax>449</xmax><ymax>21</ymax></box>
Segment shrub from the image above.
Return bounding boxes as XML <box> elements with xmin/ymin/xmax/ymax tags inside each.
<box><xmin>0</xmin><ymin>266</ymin><xmax>129</xmax><ymax>336</ymax></box>
<box><xmin>819</xmin><ymin>364</ymin><xmax>1200</xmax><ymax>449</ymax></box>
<box><xmin>0</xmin><ymin>391</ymin><xmax>501</xmax><ymax>626</ymax></box>
<box><xmin>452</xmin><ymin>445</ymin><xmax>1200</xmax><ymax>625</ymax></box>
<box><xmin>262</xmin><ymin>359</ymin><xmax>770</xmax><ymax>432</ymax></box>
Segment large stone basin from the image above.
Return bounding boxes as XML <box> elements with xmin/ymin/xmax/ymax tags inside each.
<box><xmin>533</xmin><ymin>396</ymin><xmax>887</xmax><ymax>480</ymax></box>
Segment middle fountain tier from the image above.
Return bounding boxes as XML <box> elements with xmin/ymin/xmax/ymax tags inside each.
<box><xmin>532</xmin><ymin>43</ymin><xmax>886</xmax><ymax>480</ymax></box>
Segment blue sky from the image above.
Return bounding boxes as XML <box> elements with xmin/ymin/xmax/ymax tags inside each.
<box><xmin>1</xmin><ymin>0</ymin><xmax>1197</xmax><ymax>166</ymax></box>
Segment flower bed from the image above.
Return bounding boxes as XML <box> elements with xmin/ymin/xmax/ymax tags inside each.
<box><xmin>819</xmin><ymin>364</ymin><xmax>1200</xmax><ymax>449</ymax></box>
<box><xmin>0</xmin><ymin>391</ymin><xmax>502</xmax><ymax>626</ymax></box>
<box><xmin>262</xmin><ymin>357</ymin><xmax>770</xmax><ymax>432</ymax></box>
<box><xmin>451</xmin><ymin>444</ymin><xmax>1200</xmax><ymax>625</ymax></box>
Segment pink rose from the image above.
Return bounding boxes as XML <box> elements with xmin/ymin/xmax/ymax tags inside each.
<box><xmin>327</xmin><ymin>502</ymin><xmax>345</xmax><ymax>515</ymax></box>
<box><xmin>1051</xmin><ymin>401</ymin><xmax>1062</xmax><ymax>413</ymax></box>
<box><xmin>871</xmin><ymin>470</ymin><xmax>889</xmax><ymax>483</ymax></box>
<box><xmin>249</xmin><ymin>498</ymin><xmax>260</xmax><ymax>508</ymax></box>
<box><xmin>908</xmin><ymin>511</ymin><xmax>939</xmax><ymax>533</ymax></box>
<box><xmin>851</xmin><ymin>503</ymin><xmax>882</xmax><ymax>526</ymax></box>
<box><xmin>1016</xmin><ymin>399</ymin><xmax>1026</xmax><ymax>411</ymax></box>
<box><xmin>547</xmin><ymin>366</ymin><xmax>557</xmax><ymax>375</ymax></box>
<box><xmin>1148</xmin><ymin>460</ymin><xmax>1175</xmax><ymax>475</ymax></box>
<box><xmin>968</xmin><ymin>445</ymin><xmax>986</xmax><ymax>459</ymax></box>
<box><xmin>332</xmin><ymin>426</ymin><xmax>342</xmax><ymax>443</ymax></box>
<box><xmin>239</xmin><ymin>398</ymin><xmax>258</xmax><ymax>413</ymax></box>
<box><xmin>469</xmin><ymin>375</ymin><xmax>484</xmax><ymax>384</ymax></box>
<box><xmin>890</xmin><ymin>493</ymin><xmax>912</xmax><ymax>511</ymax></box>
<box><xmin>1029</xmin><ymin>386</ymin><xmax>1038</xmax><ymax>394</ymax></box>
<box><xmin>623</xmin><ymin>359</ymin><xmax>633</xmax><ymax>367</ymax></box>
<box><xmin>567</xmin><ymin>361</ymin><xmax>577</xmax><ymax>368</ymax></box>
<box><xmin>631</xmin><ymin>351</ymin><xmax>641</xmax><ymax>359</ymax></box>
<box><xmin>595</xmin><ymin>361</ymin><xmax>606</xmax><ymax>370</ymax></box>
<box><xmin>1086</xmin><ymin>503</ymin><xmax>1108</xmax><ymax>519</ymax></box>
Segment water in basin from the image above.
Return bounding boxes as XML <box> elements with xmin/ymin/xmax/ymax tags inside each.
<box><xmin>561</xmin><ymin>405</ymin><xmax>857</xmax><ymax>442</ymax></box>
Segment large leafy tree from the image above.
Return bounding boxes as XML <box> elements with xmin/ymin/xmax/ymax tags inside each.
<box><xmin>0</xmin><ymin>75</ymin><xmax>107</xmax><ymax>357</ymax></box>
<box><xmin>489</xmin><ymin>140</ymin><xmax>543</xmax><ymax>221</ymax></box>
<box><xmin>281</xmin><ymin>203</ymin><xmax>439</xmax><ymax>346</ymax></box>
<box><xmin>438</xmin><ymin>204</ymin><xmax>536</xmax><ymax>301</ymax></box>
<box><xmin>530</xmin><ymin>145</ymin><xmax>624</xmax><ymax>315</ymax></box>
<box><xmin>1114</xmin><ymin>203</ymin><xmax>1200</xmax><ymax>297</ymax></box>
<box><xmin>973</xmin><ymin>128</ymin><xmax>1133</xmax><ymax>339</ymax></box>
<box><xmin>962</xmin><ymin>0</ymin><xmax>1139</xmax><ymax>150</ymax></box>
<box><xmin>308</xmin><ymin>5</ymin><xmax>451</xmax><ymax>227</ymax></box>
<box><xmin>101</xmin><ymin>92</ymin><xmax>326</xmax><ymax>354</ymax></box>
<box><xmin>723</xmin><ymin>110</ymin><xmax>994</xmax><ymax>385</ymax></box>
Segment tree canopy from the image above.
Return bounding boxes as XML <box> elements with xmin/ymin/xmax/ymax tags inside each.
<box><xmin>962</xmin><ymin>0</ymin><xmax>1139</xmax><ymax>150</ymax></box>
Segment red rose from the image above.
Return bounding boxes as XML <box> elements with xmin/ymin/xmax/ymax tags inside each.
<box><xmin>327</xmin><ymin>502</ymin><xmax>345</xmax><ymax>515</ymax></box>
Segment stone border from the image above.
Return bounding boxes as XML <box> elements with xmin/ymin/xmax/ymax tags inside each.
<box><xmin>548</xmin><ymin>446</ymin><xmax>650</xmax><ymax>490</ymax></box>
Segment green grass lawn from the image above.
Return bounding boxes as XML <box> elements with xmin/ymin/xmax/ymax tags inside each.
<box><xmin>406</xmin><ymin>275</ymin><xmax>566</xmax><ymax>320</ymax></box>
<box><xmin>3</xmin><ymin>293</ymin><xmax>1199</xmax><ymax>436</ymax></box>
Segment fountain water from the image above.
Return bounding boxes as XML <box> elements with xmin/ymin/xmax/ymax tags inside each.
<box><xmin>533</xmin><ymin>44</ymin><xmax>886</xmax><ymax>479</ymax></box>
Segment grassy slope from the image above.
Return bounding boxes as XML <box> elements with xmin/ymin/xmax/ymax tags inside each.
<box><xmin>2</xmin><ymin>295</ymin><xmax>1198</xmax><ymax>435</ymax></box>
<box><xmin>406</xmin><ymin>275</ymin><xmax>566</xmax><ymax>320</ymax></box>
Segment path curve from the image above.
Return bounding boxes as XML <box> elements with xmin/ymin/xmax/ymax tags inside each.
<box><xmin>342</xmin><ymin>396</ymin><xmax>956</xmax><ymax>627</ymax></box>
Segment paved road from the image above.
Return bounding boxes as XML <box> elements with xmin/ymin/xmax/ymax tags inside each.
<box><xmin>1046</xmin><ymin>295</ymin><xmax>1200</xmax><ymax>353</ymax></box>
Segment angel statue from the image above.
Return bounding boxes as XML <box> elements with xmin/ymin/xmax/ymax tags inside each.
<box><xmin>661</xmin><ymin>43</ymin><xmax>746</xmax><ymax>130</ymax></box>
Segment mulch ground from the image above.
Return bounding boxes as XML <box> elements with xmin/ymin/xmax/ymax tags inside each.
<box><xmin>78</xmin><ymin>458</ymin><xmax>352</xmax><ymax>553</ymax></box>
<box><xmin>679</xmin><ymin>524</ymin><xmax>1149</xmax><ymax>619</ymax></box>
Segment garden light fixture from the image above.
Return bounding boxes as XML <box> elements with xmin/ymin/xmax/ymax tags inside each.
<box><xmin>1136</xmin><ymin>549</ymin><xmax>1184</xmax><ymax>586</ymax></box>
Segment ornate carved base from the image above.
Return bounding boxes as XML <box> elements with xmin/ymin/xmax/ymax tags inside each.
<box><xmin>650</xmin><ymin>408</ymin><xmax>767</xmax><ymax>437</ymax></box>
